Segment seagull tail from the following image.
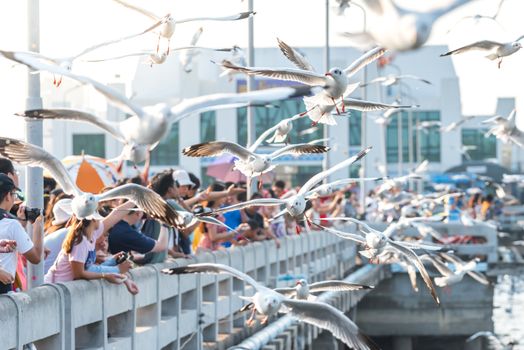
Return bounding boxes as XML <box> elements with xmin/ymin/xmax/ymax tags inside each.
<box><xmin>161</xmin><ymin>266</ymin><xmax>194</xmax><ymax>275</ymax></box>
<box><xmin>358</xmin><ymin>331</ymin><xmax>381</xmax><ymax>350</ymax></box>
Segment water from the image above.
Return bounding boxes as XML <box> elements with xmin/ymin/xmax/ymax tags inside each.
<box><xmin>493</xmin><ymin>274</ymin><xmax>524</xmax><ymax>349</ymax></box>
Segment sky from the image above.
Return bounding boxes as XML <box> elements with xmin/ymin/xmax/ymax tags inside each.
<box><xmin>0</xmin><ymin>0</ymin><xmax>523</xmax><ymax>137</ymax></box>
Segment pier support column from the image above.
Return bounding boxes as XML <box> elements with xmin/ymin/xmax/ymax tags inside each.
<box><xmin>393</xmin><ymin>336</ymin><xmax>412</xmax><ymax>350</ymax></box>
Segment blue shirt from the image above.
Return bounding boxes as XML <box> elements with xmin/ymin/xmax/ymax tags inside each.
<box><xmin>108</xmin><ymin>220</ymin><xmax>156</xmax><ymax>254</ymax></box>
<box><xmin>222</xmin><ymin>210</ymin><xmax>242</xmax><ymax>248</ymax></box>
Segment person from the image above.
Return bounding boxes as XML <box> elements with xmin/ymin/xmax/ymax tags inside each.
<box><xmin>480</xmin><ymin>194</ymin><xmax>495</xmax><ymax>221</ymax></box>
<box><xmin>0</xmin><ymin>158</ymin><xmax>20</xmax><ymax>187</ymax></box>
<box><xmin>0</xmin><ymin>174</ymin><xmax>43</xmax><ymax>294</ymax></box>
<box><xmin>271</xmin><ymin>180</ymin><xmax>287</xmax><ymax>198</ymax></box>
<box><xmin>43</xmin><ymin>199</ymin><xmax>73</xmax><ymax>274</ymax></box>
<box><xmin>45</xmin><ymin>200</ymin><xmax>138</xmax><ymax>294</ymax></box>
<box><xmin>241</xmin><ymin>193</ymin><xmax>280</xmax><ymax>247</ymax></box>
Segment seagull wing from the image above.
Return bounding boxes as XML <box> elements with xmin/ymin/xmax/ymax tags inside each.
<box><xmin>308</xmin><ymin>281</ymin><xmax>374</xmax><ymax>293</ymax></box>
<box><xmin>0</xmin><ymin>50</ymin><xmax>144</xmax><ymax>118</ymax></box>
<box><xmin>309</xmin><ymin>222</ymin><xmax>367</xmax><ymax>245</ymax></box>
<box><xmin>209</xmin><ymin>198</ymin><xmax>286</xmax><ymax>216</ymax></box>
<box><xmin>388</xmin><ymin>240</ymin><xmax>440</xmax><ymax>304</ymax></box>
<box><xmin>268</xmin><ymin>144</ymin><xmax>329</xmax><ymax>160</ymax></box>
<box><xmin>466</xmin><ymin>270</ymin><xmax>490</xmax><ymax>285</ymax></box>
<box><xmin>273</xmin><ymin>287</ymin><xmax>297</xmax><ymax>298</ymax></box>
<box><xmin>111</xmin><ymin>0</ymin><xmax>160</xmax><ymax>21</ymax></box>
<box><xmin>86</xmin><ymin>51</ymin><xmax>155</xmax><ymax>62</ymax></box>
<box><xmin>96</xmin><ymin>184</ymin><xmax>183</xmax><ymax>228</ymax></box>
<box><xmin>397</xmin><ymin>74</ymin><xmax>432</xmax><ymax>85</ymax></box>
<box><xmin>18</xmin><ymin>109</ymin><xmax>126</xmax><ymax>143</ymax></box>
<box><xmin>217</xmin><ymin>60</ymin><xmax>327</xmax><ymax>86</ymax></box>
<box><xmin>440</xmin><ymin>40</ymin><xmax>502</xmax><ymax>56</ymax></box>
<box><xmin>283</xmin><ymin>299</ymin><xmax>379</xmax><ymax>350</ymax></box>
<box><xmin>342</xmin><ymin>98</ymin><xmax>415</xmax><ymax>112</ymax></box>
<box><xmin>420</xmin><ymin>254</ymin><xmax>453</xmax><ymax>276</ymax></box>
<box><xmin>277</xmin><ymin>38</ymin><xmax>316</xmax><ymax>72</ymax></box>
<box><xmin>169</xmin><ymin>86</ymin><xmax>315</xmax><ymax>124</ymax></box>
<box><xmin>0</xmin><ymin>137</ymin><xmax>81</xmax><ymax>197</ymax></box>
<box><xmin>189</xmin><ymin>27</ymin><xmax>204</xmax><ymax>46</ymax></box>
<box><xmin>176</xmin><ymin>11</ymin><xmax>254</xmax><ymax>24</ymax></box>
<box><xmin>299</xmin><ymin>146</ymin><xmax>372</xmax><ymax>195</ymax></box>
<box><xmin>161</xmin><ymin>263</ymin><xmax>261</xmax><ymax>291</ymax></box>
<box><xmin>343</xmin><ymin>46</ymin><xmax>386</xmax><ymax>77</ymax></box>
<box><xmin>182</xmin><ymin>141</ymin><xmax>254</xmax><ymax>161</ymax></box>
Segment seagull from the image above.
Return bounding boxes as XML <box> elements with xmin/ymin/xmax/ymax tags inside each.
<box><xmin>264</xmin><ymin>110</ymin><xmax>311</xmax><ymax>144</ymax></box>
<box><xmin>446</xmin><ymin>0</ymin><xmax>506</xmax><ymax>34</ymax></box>
<box><xmin>440</xmin><ymin>36</ymin><xmax>524</xmax><ymax>68</ymax></box>
<box><xmin>216</xmin><ymin>44</ymin><xmax>386</xmax><ymax>117</ymax></box>
<box><xmin>459</xmin><ymin>145</ymin><xmax>477</xmax><ymax>160</ymax></box>
<box><xmin>308</xmin><ymin>177</ymin><xmax>385</xmax><ymax>197</ymax></box>
<box><xmin>240</xmin><ymin>278</ymin><xmax>373</xmax><ymax>312</ymax></box>
<box><xmin>376</xmin><ymin>160</ymin><xmax>428</xmax><ymax>194</ymax></box>
<box><xmin>440</xmin><ymin>115</ymin><xmax>478</xmax><ymax>133</ymax></box>
<box><xmin>204</xmin><ymin>147</ymin><xmax>372</xmax><ymax>229</ymax></box>
<box><xmin>360</xmin><ymin>74</ymin><xmax>431</xmax><ymax>88</ymax></box>
<box><xmin>0</xmin><ymin>137</ymin><xmax>183</xmax><ymax>228</ymax></box>
<box><xmin>180</xmin><ymin>27</ymin><xmax>206</xmax><ymax>73</ymax></box>
<box><xmin>414</xmin><ymin>121</ymin><xmax>442</xmax><ymax>133</ymax></box>
<box><xmin>466</xmin><ymin>331</ymin><xmax>518</xmax><ymax>350</ymax></box>
<box><xmin>482</xmin><ymin>109</ymin><xmax>524</xmax><ymax>147</ymax></box>
<box><xmin>182</xmin><ymin>141</ymin><xmax>329</xmax><ymax>177</ymax></box>
<box><xmin>87</xmin><ymin>46</ymin><xmax>233</xmax><ymax>67</ymax></box>
<box><xmin>11</xmin><ymin>23</ymin><xmax>161</xmax><ymax>86</ymax></box>
<box><xmin>342</xmin><ymin>0</ymin><xmax>471</xmax><ymax>51</ymax></box>
<box><xmin>219</xmin><ymin>46</ymin><xmax>247</xmax><ymax>82</ymax></box>
<box><xmin>421</xmin><ymin>252</ymin><xmax>489</xmax><ymax>287</ymax></box>
<box><xmin>312</xmin><ymin>218</ymin><xmax>441</xmax><ymax>304</ymax></box>
<box><xmin>162</xmin><ymin>263</ymin><xmax>379</xmax><ymax>350</ymax></box>
<box><xmin>111</xmin><ymin>0</ymin><xmax>254</xmax><ymax>55</ymax></box>
<box><xmin>333</xmin><ymin>0</ymin><xmax>353</xmax><ymax>16</ymax></box>
<box><xmin>2</xmin><ymin>49</ymin><xmax>317</xmax><ymax>164</ymax></box>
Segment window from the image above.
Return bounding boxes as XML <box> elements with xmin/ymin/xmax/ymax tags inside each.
<box><xmin>200</xmin><ymin>111</ymin><xmax>216</xmax><ymax>143</ymax></box>
<box><xmin>386</xmin><ymin>111</ymin><xmax>440</xmax><ymax>163</ymax></box>
<box><xmin>349</xmin><ymin>111</ymin><xmax>362</xmax><ymax>146</ymax></box>
<box><xmin>237</xmin><ymin>98</ymin><xmax>324</xmax><ymax>147</ymax></box>
<box><xmin>72</xmin><ymin>134</ymin><xmax>105</xmax><ymax>158</ymax></box>
<box><xmin>461</xmin><ymin>128</ymin><xmax>497</xmax><ymax>161</ymax></box>
<box><xmin>150</xmin><ymin>123</ymin><xmax>179</xmax><ymax>166</ymax></box>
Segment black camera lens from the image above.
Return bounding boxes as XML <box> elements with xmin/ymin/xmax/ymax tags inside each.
<box><xmin>24</xmin><ymin>207</ymin><xmax>42</xmax><ymax>223</ymax></box>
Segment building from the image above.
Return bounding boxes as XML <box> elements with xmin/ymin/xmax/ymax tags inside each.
<box><xmin>40</xmin><ymin>45</ymin><xmax>519</xmax><ymax>187</ymax></box>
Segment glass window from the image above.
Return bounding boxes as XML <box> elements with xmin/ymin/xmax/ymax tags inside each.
<box><xmin>461</xmin><ymin>128</ymin><xmax>497</xmax><ymax>161</ymax></box>
<box><xmin>386</xmin><ymin>111</ymin><xmax>440</xmax><ymax>163</ymax></box>
<box><xmin>150</xmin><ymin>123</ymin><xmax>179</xmax><ymax>166</ymax></box>
<box><xmin>200</xmin><ymin>111</ymin><xmax>216</xmax><ymax>143</ymax></box>
<box><xmin>72</xmin><ymin>134</ymin><xmax>105</xmax><ymax>158</ymax></box>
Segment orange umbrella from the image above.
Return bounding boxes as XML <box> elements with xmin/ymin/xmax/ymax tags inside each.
<box><xmin>44</xmin><ymin>155</ymin><xmax>121</xmax><ymax>194</ymax></box>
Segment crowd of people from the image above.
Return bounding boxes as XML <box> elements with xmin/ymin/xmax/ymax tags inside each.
<box><xmin>0</xmin><ymin>156</ymin><xmax>508</xmax><ymax>296</ymax></box>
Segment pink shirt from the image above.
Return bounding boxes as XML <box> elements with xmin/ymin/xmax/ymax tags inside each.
<box><xmin>44</xmin><ymin>222</ymin><xmax>104</xmax><ymax>283</ymax></box>
<box><xmin>197</xmin><ymin>214</ymin><xmax>227</xmax><ymax>251</ymax></box>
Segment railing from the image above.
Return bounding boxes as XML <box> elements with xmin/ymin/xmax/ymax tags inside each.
<box><xmin>0</xmin><ymin>229</ymin><xmax>362</xmax><ymax>350</ymax></box>
<box><xmin>499</xmin><ymin>205</ymin><xmax>524</xmax><ymax>232</ymax></box>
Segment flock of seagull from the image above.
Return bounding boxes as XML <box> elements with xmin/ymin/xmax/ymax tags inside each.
<box><xmin>0</xmin><ymin>0</ymin><xmax>517</xmax><ymax>349</ymax></box>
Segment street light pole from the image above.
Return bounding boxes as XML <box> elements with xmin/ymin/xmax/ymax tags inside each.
<box><xmin>246</xmin><ymin>0</ymin><xmax>257</xmax><ymax>197</ymax></box>
<box><xmin>322</xmin><ymin>0</ymin><xmax>330</xmax><ymax>178</ymax></box>
<box><xmin>26</xmin><ymin>0</ymin><xmax>44</xmax><ymax>289</ymax></box>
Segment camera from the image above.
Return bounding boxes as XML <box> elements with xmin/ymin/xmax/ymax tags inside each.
<box><xmin>24</xmin><ymin>207</ymin><xmax>42</xmax><ymax>223</ymax></box>
<box><xmin>115</xmin><ymin>251</ymin><xmax>131</xmax><ymax>264</ymax></box>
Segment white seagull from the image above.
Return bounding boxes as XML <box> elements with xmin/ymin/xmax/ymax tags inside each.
<box><xmin>0</xmin><ymin>137</ymin><xmax>183</xmax><ymax>228</ymax></box>
<box><xmin>440</xmin><ymin>115</ymin><xmax>478</xmax><ymax>133</ymax></box>
<box><xmin>182</xmin><ymin>141</ymin><xmax>329</xmax><ymax>178</ymax></box>
<box><xmin>482</xmin><ymin>109</ymin><xmax>524</xmax><ymax>147</ymax></box>
<box><xmin>466</xmin><ymin>331</ymin><xmax>518</xmax><ymax>350</ymax></box>
<box><xmin>360</xmin><ymin>74</ymin><xmax>431</xmax><ymax>88</ymax></box>
<box><xmin>162</xmin><ymin>263</ymin><xmax>379</xmax><ymax>350</ymax></box>
<box><xmin>440</xmin><ymin>36</ymin><xmax>524</xmax><ymax>68</ymax></box>
<box><xmin>446</xmin><ymin>0</ymin><xmax>506</xmax><ymax>34</ymax></box>
<box><xmin>205</xmin><ymin>147</ymin><xmax>372</xmax><ymax>227</ymax></box>
<box><xmin>217</xmin><ymin>44</ymin><xmax>386</xmax><ymax>117</ymax></box>
<box><xmin>111</xmin><ymin>0</ymin><xmax>254</xmax><ymax>54</ymax></box>
<box><xmin>219</xmin><ymin>45</ymin><xmax>247</xmax><ymax>82</ymax></box>
<box><xmin>415</xmin><ymin>121</ymin><xmax>442</xmax><ymax>133</ymax></box>
<box><xmin>376</xmin><ymin>160</ymin><xmax>428</xmax><ymax>194</ymax></box>
<box><xmin>180</xmin><ymin>27</ymin><xmax>204</xmax><ymax>73</ymax></box>
<box><xmin>313</xmin><ymin>218</ymin><xmax>441</xmax><ymax>304</ymax></box>
<box><xmin>342</xmin><ymin>0</ymin><xmax>471</xmax><ymax>51</ymax></box>
<box><xmin>2</xmin><ymin>49</ymin><xmax>316</xmax><ymax>164</ymax></box>
<box><xmin>437</xmin><ymin>252</ymin><xmax>490</xmax><ymax>286</ymax></box>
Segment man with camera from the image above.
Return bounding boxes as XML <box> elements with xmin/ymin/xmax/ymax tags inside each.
<box><xmin>0</xmin><ymin>173</ymin><xmax>43</xmax><ymax>294</ymax></box>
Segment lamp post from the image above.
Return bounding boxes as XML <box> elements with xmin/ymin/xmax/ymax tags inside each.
<box><xmin>322</xmin><ymin>0</ymin><xmax>330</xmax><ymax>177</ymax></box>
<box><xmin>26</xmin><ymin>0</ymin><xmax>44</xmax><ymax>289</ymax></box>
<box><xmin>246</xmin><ymin>0</ymin><xmax>256</xmax><ymax>197</ymax></box>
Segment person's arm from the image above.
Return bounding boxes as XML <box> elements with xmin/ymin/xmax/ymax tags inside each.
<box><xmin>70</xmin><ymin>261</ymin><xmax>124</xmax><ymax>283</ymax></box>
<box><xmin>0</xmin><ymin>267</ymin><xmax>14</xmax><ymax>284</ymax></box>
<box><xmin>261</xmin><ymin>223</ymin><xmax>280</xmax><ymax>248</ymax></box>
<box><xmin>207</xmin><ymin>224</ymin><xmax>234</xmax><ymax>244</ymax></box>
<box><xmin>184</xmin><ymin>185</ymin><xmax>246</xmax><ymax>207</ymax></box>
<box><xmin>102</xmin><ymin>201</ymin><xmax>136</xmax><ymax>234</ymax></box>
<box><xmin>150</xmin><ymin>225</ymin><xmax>169</xmax><ymax>253</ymax></box>
<box><xmin>23</xmin><ymin>216</ymin><xmax>43</xmax><ymax>264</ymax></box>
<box><xmin>140</xmin><ymin>150</ymin><xmax>151</xmax><ymax>185</ymax></box>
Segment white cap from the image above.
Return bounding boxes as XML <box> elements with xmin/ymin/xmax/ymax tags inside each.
<box><xmin>173</xmin><ymin>169</ymin><xmax>195</xmax><ymax>187</ymax></box>
<box><xmin>51</xmin><ymin>199</ymin><xmax>73</xmax><ymax>226</ymax></box>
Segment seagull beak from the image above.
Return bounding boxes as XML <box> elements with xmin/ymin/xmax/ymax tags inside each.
<box><xmin>325</xmin><ymin>72</ymin><xmax>333</xmax><ymax>77</ymax></box>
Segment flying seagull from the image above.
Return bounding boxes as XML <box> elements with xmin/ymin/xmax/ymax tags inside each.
<box><xmin>111</xmin><ymin>0</ymin><xmax>254</xmax><ymax>54</ymax></box>
<box><xmin>2</xmin><ymin>49</ymin><xmax>316</xmax><ymax>164</ymax></box>
<box><xmin>360</xmin><ymin>74</ymin><xmax>431</xmax><ymax>88</ymax></box>
<box><xmin>162</xmin><ymin>263</ymin><xmax>379</xmax><ymax>350</ymax></box>
<box><xmin>482</xmin><ymin>109</ymin><xmax>524</xmax><ymax>147</ymax></box>
<box><xmin>446</xmin><ymin>0</ymin><xmax>506</xmax><ymax>34</ymax></box>
<box><xmin>440</xmin><ymin>115</ymin><xmax>478</xmax><ymax>133</ymax></box>
<box><xmin>0</xmin><ymin>137</ymin><xmax>183</xmax><ymax>228</ymax></box>
<box><xmin>440</xmin><ymin>36</ymin><xmax>524</xmax><ymax>68</ymax></box>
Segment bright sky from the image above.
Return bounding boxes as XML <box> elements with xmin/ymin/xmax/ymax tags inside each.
<box><xmin>0</xmin><ymin>0</ymin><xmax>523</xmax><ymax>137</ymax></box>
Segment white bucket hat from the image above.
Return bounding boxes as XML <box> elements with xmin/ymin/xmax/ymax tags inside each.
<box><xmin>173</xmin><ymin>169</ymin><xmax>195</xmax><ymax>187</ymax></box>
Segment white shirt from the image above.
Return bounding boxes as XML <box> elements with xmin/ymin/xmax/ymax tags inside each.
<box><xmin>0</xmin><ymin>218</ymin><xmax>34</xmax><ymax>276</ymax></box>
<box><xmin>43</xmin><ymin>227</ymin><xmax>68</xmax><ymax>274</ymax></box>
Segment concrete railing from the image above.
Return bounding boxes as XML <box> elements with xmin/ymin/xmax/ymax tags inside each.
<box><xmin>499</xmin><ymin>205</ymin><xmax>524</xmax><ymax>232</ymax></box>
<box><xmin>0</xmin><ymin>229</ymin><xmax>358</xmax><ymax>350</ymax></box>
